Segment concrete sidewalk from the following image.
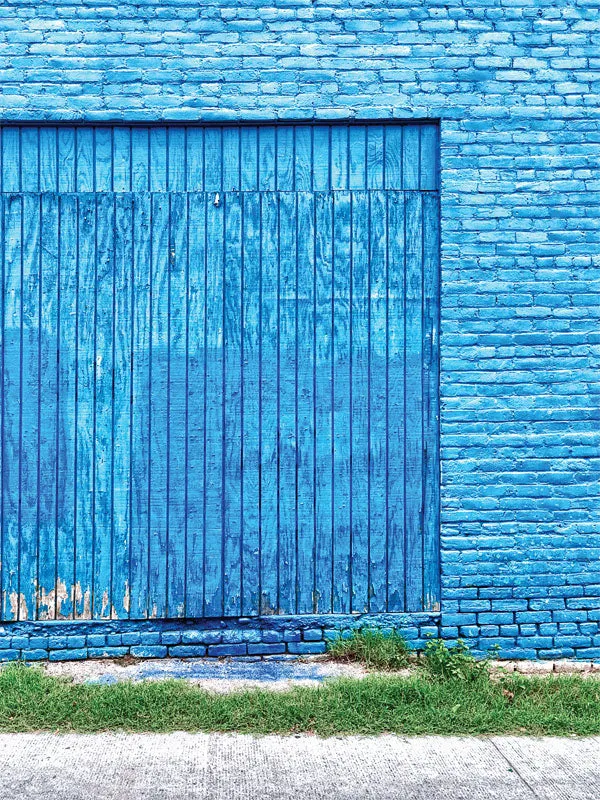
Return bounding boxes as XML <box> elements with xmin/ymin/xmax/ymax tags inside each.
<box><xmin>1</xmin><ymin>733</ymin><xmax>598</xmax><ymax>799</ymax></box>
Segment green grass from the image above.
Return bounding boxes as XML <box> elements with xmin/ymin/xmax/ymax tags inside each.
<box><xmin>1</xmin><ymin>662</ymin><xmax>600</xmax><ymax>736</ymax></box>
<box><xmin>327</xmin><ymin>628</ymin><xmax>411</xmax><ymax>670</ymax></box>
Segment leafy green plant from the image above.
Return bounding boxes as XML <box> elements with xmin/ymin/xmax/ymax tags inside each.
<box><xmin>327</xmin><ymin>628</ymin><xmax>411</xmax><ymax>671</ymax></box>
<box><xmin>422</xmin><ymin>638</ymin><xmax>490</xmax><ymax>682</ymax></box>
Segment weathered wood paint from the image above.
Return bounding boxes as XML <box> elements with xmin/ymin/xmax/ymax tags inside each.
<box><xmin>0</xmin><ymin>123</ymin><xmax>440</xmax><ymax>621</ymax></box>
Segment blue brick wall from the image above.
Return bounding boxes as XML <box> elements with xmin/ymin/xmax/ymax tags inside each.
<box><xmin>0</xmin><ymin>615</ymin><xmax>437</xmax><ymax>661</ymax></box>
<box><xmin>1</xmin><ymin>0</ymin><xmax>599</xmax><ymax>660</ymax></box>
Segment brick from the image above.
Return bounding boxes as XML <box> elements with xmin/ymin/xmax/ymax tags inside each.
<box><xmin>208</xmin><ymin>644</ymin><xmax>248</xmax><ymax>657</ymax></box>
<box><xmin>87</xmin><ymin>647</ymin><xmax>129</xmax><ymax>658</ymax></box>
<box><xmin>247</xmin><ymin>643</ymin><xmax>286</xmax><ymax>655</ymax></box>
<box><xmin>169</xmin><ymin>645</ymin><xmax>207</xmax><ymax>658</ymax></box>
<box><xmin>49</xmin><ymin>649</ymin><xmax>88</xmax><ymax>661</ymax></box>
<box><xmin>130</xmin><ymin>646</ymin><xmax>168</xmax><ymax>659</ymax></box>
<box><xmin>287</xmin><ymin>642</ymin><xmax>327</xmax><ymax>655</ymax></box>
<box><xmin>302</xmin><ymin>629</ymin><xmax>323</xmax><ymax>641</ymax></box>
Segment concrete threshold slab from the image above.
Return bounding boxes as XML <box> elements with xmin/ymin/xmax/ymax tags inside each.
<box><xmin>1</xmin><ymin>733</ymin><xmax>599</xmax><ymax>800</ymax></box>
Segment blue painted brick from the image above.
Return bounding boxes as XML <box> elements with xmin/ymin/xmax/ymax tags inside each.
<box><xmin>121</xmin><ymin>633</ymin><xmax>141</xmax><ymax>646</ymax></box>
<box><xmin>28</xmin><ymin>637</ymin><xmax>49</xmax><ymax>649</ymax></box>
<box><xmin>169</xmin><ymin>645</ymin><xmax>207</xmax><ymax>658</ymax></box>
<box><xmin>67</xmin><ymin>636</ymin><xmax>87</xmax><ymax>649</ymax></box>
<box><xmin>222</xmin><ymin>629</ymin><xmax>261</xmax><ymax>644</ymax></box>
<box><xmin>49</xmin><ymin>649</ymin><xmax>87</xmax><ymax>661</ymax></box>
<box><xmin>23</xmin><ymin>649</ymin><xmax>48</xmax><ymax>661</ymax></box>
<box><xmin>130</xmin><ymin>646</ymin><xmax>168</xmax><ymax>659</ymax></box>
<box><xmin>87</xmin><ymin>635</ymin><xmax>106</xmax><ymax>647</ymax></box>
<box><xmin>0</xmin><ymin>650</ymin><xmax>21</xmax><ymax>661</ymax></box>
<box><xmin>182</xmin><ymin>630</ymin><xmax>221</xmax><ymax>645</ymax></box>
<box><xmin>208</xmin><ymin>644</ymin><xmax>248</xmax><ymax>657</ymax></box>
<box><xmin>106</xmin><ymin>635</ymin><xmax>123</xmax><ymax>646</ymax></box>
<box><xmin>248</xmin><ymin>643</ymin><xmax>286</xmax><ymax>655</ymax></box>
<box><xmin>88</xmin><ymin>647</ymin><xmax>129</xmax><ymax>658</ymax></box>
<box><xmin>10</xmin><ymin>637</ymin><xmax>30</xmax><ymax>649</ymax></box>
<box><xmin>283</xmin><ymin>630</ymin><xmax>301</xmax><ymax>643</ymax></box>
<box><xmin>48</xmin><ymin>637</ymin><xmax>68</xmax><ymax>650</ymax></box>
<box><xmin>160</xmin><ymin>632</ymin><xmax>182</xmax><ymax>645</ymax></box>
<box><xmin>139</xmin><ymin>633</ymin><xmax>161</xmax><ymax>646</ymax></box>
<box><xmin>287</xmin><ymin>642</ymin><xmax>327</xmax><ymax>655</ymax></box>
<box><xmin>261</xmin><ymin>631</ymin><xmax>284</xmax><ymax>644</ymax></box>
<box><xmin>302</xmin><ymin>629</ymin><xmax>323</xmax><ymax>641</ymax></box>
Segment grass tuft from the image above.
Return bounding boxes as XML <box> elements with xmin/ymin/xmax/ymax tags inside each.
<box><xmin>1</xmin><ymin>661</ymin><xmax>600</xmax><ymax>736</ymax></box>
<box><xmin>327</xmin><ymin>628</ymin><xmax>411</xmax><ymax>670</ymax></box>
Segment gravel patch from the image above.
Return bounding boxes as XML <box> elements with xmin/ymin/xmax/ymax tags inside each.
<box><xmin>43</xmin><ymin>656</ymin><xmax>371</xmax><ymax>692</ymax></box>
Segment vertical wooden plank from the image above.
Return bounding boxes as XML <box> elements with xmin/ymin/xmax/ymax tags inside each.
<box><xmin>332</xmin><ymin>192</ymin><xmax>351</xmax><ymax>613</ymax></box>
<box><xmin>349</xmin><ymin>191</ymin><xmax>369</xmax><ymax>613</ymax></box>
<box><xmin>223</xmin><ymin>191</ymin><xmax>243</xmax><ymax>617</ymax></box>
<box><xmin>367</xmin><ymin>125</ymin><xmax>384</xmax><ymax>190</ymax></box>
<box><xmin>240</xmin><ymin>127</ymin><xmax>258</xmax><ymax>192</ymax></box>
<box><xmin>204</xmin><ymin>127</ymin><xmax>222</xmax><ymax>193</ymax></box>
<box><xmin>259</xmin><ymin>192</ymin><xmax>278</xmax><ymax>614</ymax></box>
<box><xmin>405</xmin><ymin>191</ymin><xmax>424</xmax><ymax>611</ymax></box>
<box><xmin>312</xmin><ymin>127</ymin><xmax>330</xmax><ymax>191</ymax></box>
<box><xmin>37</xmin><ymin>194</ymin><xmax>58</xmax><ymax>619</ymax></box>
<box><xmin>384</xmin><ymin>126</ymin><xmax>403</xmax><ymax>190</ymax></box>
<box><xmin>276</xmin><ymin>127</ymin><xmax>294</xmax><ymax>191</ymax></box>
<box><xmin>21</xmin><ymin>128</ymin><xmax>39</xmax><ymax>192</ymax></box>
<box><xmin>2</xmin><ymin>127</ymin><xmax>20</xmax><ymax>192</ymax></box>
<box><xmin>4</xmin><ymin>195</ymin><xmax>23</xmax><ymax>619</ymax></box>
<box><xmin>241</xmin><ymin>192</ymin><xmax>260</xmax><ymax>616</ymax></box>
<box><xmin>204</xmin><ymin>191</ymin><xmax>224</xmax><ymax>617</ymax></box>
<box><xmin>39</xmin><ymin>128</ymin><xmax>58</xmax><ymax>192</ymax></box>
<box><xmin>76</xmin><ymin>128</ymin><xmax>95</xmax><ymax>192</ymax></box>
<box><xmin>185</xmin><ymin>193</ymin><xmax>206</xmax><ymax>617</ymax></box>
<box><xmin>402</xmin><ymin>125</ymin><xmax>420</xmax><ymax>190</ymax></box>
<box><xmin>222</xmin><ymin>127</ymin><xmax>240</xmax><ymax>191</ymax></box>
<box><xmin>74</xmin><ymin>194</ymin><xmax>95</xmax><ymax>619</ymax></box>
<box><xmin>368</xmin><ymin>190</ymin><xmax>388</xmax><ymax>613</ymax></box>
<box><xmin>186</xmin><ymin>128</ymin><xmax>204</xmax><ymax>192</ymax></box>
<box><xmin>148</xmin><ymin>193</ymin><xmax>169</xmax><ymax>618</ymax></box>
<box><xmin>131</xmin><ymin>128</ymin><xmax>150</xmax><ymax>192</ymax></box>
<box><xmin>348</xmin><ymin>126</ymin><xmax>366</xmax><ymax>191</ymax></box>
<box><xmin>58</xmin><ymin>128</ymin><xmax>76</xmax><ymax>192</ymax></box>
<box><xmin>55</xmin><ymin>194</ymin><xmax>77</xmax><ymax>619</ymax></box>
<box><xmin>294</xmin><ymin>126</ymin><xmax>312</xmax><ymax>191</ymax></box>
<box><xmin>330</xmin><ymin>125</ymin><xmax>349</xmax><ymax>191</ymax></box>
<box><xmin>420</xmin><ymin>125</ymin><xmax>439</xmax><ymax>191</ymax></box>
<box><xmin>314</xmin><ymin>191</ymin><xmax>333</xmax><ymax>613</ymax></box>
<box><xmin>167</xmin><ymin>128</ymin><xmax>186</xmax><ymax>192</ymax></box>
<box><xmin>295</xmin><ymin>192</ymin><xmax>315</xmax><ymax>614</ymax></box>
<box><xmin>149</xmin><ymin>127</ymin><xmax>167</xmax><ymax>192</ymax></box>
<box><xmin>258</xmin><ymin>127</ymin><xmax>276</xmax><ymax>192</ymax></box>
<box><xmin>129</xmin><ymin>192</ymin><xmax>151</xmax><ymax>619</ymax></box>
<box><xmin>19</xmin><ymin>194</ymin><xmax>41</xmax><ymax>619</ymax></box>
<box><xmin>95</xmin><ymin>128</ymin><xmax>113</xmax><ymax>192</ymax></box>
<box><xmin>167</xmin><ymin>192</ymin><xmax>188</xmax><ymax>617</ymax></box>
<box><xmin>278</xmin><ymin>192</ymin><xmax>297</xmax><ymax>614</ymax></box>
<box><xmin>112</xmin><ymin>194</ymin><xmax>133</xmax><ymax>619</ymax></box>
<box><xmin>113</xmin><ymin>127</ymin><xmax>131</xmax><ymax>192</ymax></box>
<box><xmin>93</xmin><ymin>193</ymin><xmax>115</xmax><ymax>619</ymax></box>
<box><xmin>422</xmin><ymin>192</ymin><xmax>440</xmax><ymax>610</ymax></box>
<box><xmin>386</xmin><ymin>192</ymin><xmax>405</xmax><ymax>611</ymax></box>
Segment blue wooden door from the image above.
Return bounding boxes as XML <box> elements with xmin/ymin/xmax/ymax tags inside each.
<box><xmin>0</xmin><ymin>123</ymin><xmax>439</xmax><ymax>621</ymax></box>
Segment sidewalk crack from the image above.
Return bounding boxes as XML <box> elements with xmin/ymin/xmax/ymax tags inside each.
<box><xmin>490</xmin><ymin>738</ymin><xmax>541</xmax><ymax>800</ymax></box>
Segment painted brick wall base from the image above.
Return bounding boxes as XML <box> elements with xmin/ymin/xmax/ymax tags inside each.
<box><xmin>1</xmin><ymin>611</ymin><xmax>599</xmax><ymax>662</ymax></box>
<box><xmin>0</xmin><ymin>615</ymin><xmax>438</xmax><ymax>662</ymax></box>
